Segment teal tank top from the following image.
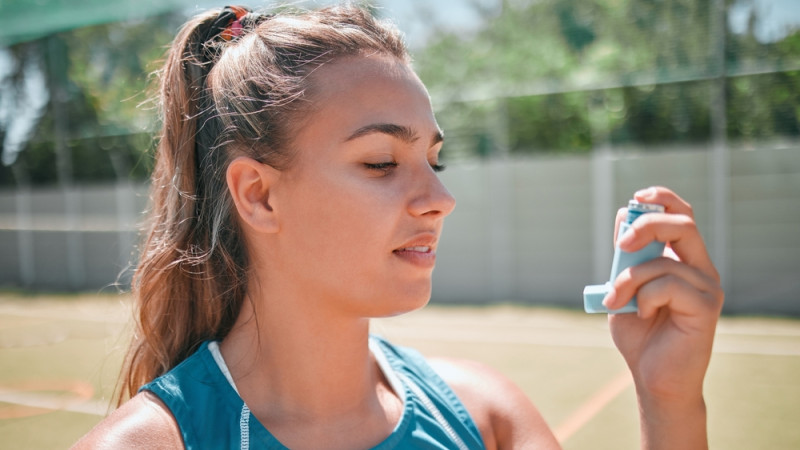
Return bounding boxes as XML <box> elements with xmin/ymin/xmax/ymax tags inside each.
<box><xmin>141</xmin><ymin>336</ymin><xmax>485</xmax><ymax>449</ymax></box>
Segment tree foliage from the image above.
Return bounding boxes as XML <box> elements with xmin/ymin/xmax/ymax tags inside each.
<box><xmin>1</xmin><ymin>1</ymin><xmax>798</xmax><ymax>185</ymax></box>
<box><xmin>0</xmin><ymin>13</ymin><xmax>180</xmax><ymax>186</ymax></box>
<box><xmin>412</xmin><ymin>0</ymin><xmax>800</xmax><ymax>159</ymax></box>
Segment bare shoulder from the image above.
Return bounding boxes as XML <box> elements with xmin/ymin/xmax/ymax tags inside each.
<box><xmin>72</xmin><ymin>391</ymin><xmax>183</xmax><ymax>449</ymax></box>
<box><xmin>427</xmin><ymin>357</ymin><xmax>561</xmax><ymax>450</ymax></box>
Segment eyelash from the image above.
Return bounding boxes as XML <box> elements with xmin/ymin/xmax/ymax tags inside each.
<box><xmin>364</xmin><ymin>162</ymin><xmax>446</xmax><ymax>173</ymax></box>
<box><xmin>364</xmin><ymin>162</ymin><xmax>397</xmax><ymax>172</ymax></box>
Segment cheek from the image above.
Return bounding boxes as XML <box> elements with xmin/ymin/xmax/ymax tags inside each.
<box><xmin>282</xmin><ymin>171</ymin><xmax>401</xmax><ymax>255</ymax></box>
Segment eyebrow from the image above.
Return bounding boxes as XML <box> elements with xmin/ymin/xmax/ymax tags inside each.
<box><xmin>344</xmin><ymin>123</ymin><xmax>444</xmax><ymax>147</ymax></box>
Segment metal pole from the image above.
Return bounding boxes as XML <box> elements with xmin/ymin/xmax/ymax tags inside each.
<box><xmin>110</xmin><ymin>148</ymin><xmax>136</xmax><ymax>288</ymax></box>
<box><xmin>488</xmin><ymin>98</ymin><xmax>514</xmax><ymax>301</ymax></box>
<box><xmin>590</xmin><ymin>93</ymin><xmax>615</xmax><ymax>284</ymax></box>
<box><xmin>11</xmin><ymin>163</ymin><xmax>34</xmax><ymax>286</ymax></box>
<box><xmin>709</xmin><ymin>0</ymin><xmax>729</xmax><ymax>290</ymax></box>
<box><xmin>48</xmin><ymin>35</ymin><xmax>85</xmax><ymax>289</ymax></box>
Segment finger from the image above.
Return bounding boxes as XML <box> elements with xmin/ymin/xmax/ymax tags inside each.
<box><xmin>604</xmin><ymin>257</ymin><xmax>719</xmax><ymax>311</ymax></box>
<box><xmin>633</xmin><ymin>186</ymin><xmax>694</xmax><ymax>219</ymax></box>
<box><xmin>635</xmin><ymin>274</ymin><xmax>723</xmax><ymax>323</ymax></box>
<box><xmin>617</xmin><ymin>212</ymin><xmax>719</xmax><ymax>282</ymax></box>
<box><xmin>613</xmin><ymin>207</ymin><xmax>627</xmax><ymax>247</ymax></box>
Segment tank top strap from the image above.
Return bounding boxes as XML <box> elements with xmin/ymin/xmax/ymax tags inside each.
<box><xmin>369</xmin><ymin>335</ymin><xmax>486</xmax><ymax>449</ymax></box>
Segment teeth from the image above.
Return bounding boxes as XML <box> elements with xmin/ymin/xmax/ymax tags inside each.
<box><xmin>400</xmin><ymin>246</ymin><xmax>430</xmax><ymax>252</ymax></box>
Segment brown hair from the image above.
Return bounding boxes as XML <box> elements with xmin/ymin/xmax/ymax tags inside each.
<box><xmin>117</xmin><ymin>4</ymin><xmax>409</xmax><ymax>404</ymax></box>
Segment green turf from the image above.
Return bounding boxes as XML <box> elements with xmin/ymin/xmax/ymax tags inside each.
<box><xmin>1</xmin><ymin>294</ymin><xmax>798</xmax><ymax>449</ymax></box>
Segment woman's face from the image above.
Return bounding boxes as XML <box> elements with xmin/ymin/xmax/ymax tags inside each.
<box><xmin>267</xmin><ymin>54</ymin><xmax>455</xmax><ymax>318</ymax></box>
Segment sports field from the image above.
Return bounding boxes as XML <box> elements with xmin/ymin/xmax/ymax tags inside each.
<box><xmin>1</xmin><ymin>292</ymin><xmax>798</xmax><ymax>449</ymax></box>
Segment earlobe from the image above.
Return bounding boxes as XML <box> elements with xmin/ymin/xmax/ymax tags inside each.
<box><xmin>226</xmin><ymin>156</ymin><xmax>281</xmax><ymax>234</ymax></box>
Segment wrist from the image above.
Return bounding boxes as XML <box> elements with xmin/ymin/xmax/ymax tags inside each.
<box><xmin>636</xmin><ymin>386</ymin><xmax>708</xmax><ymax>450</ymax></box>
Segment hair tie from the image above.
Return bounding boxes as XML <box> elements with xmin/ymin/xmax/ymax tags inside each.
<box><xmin>200</xmin><ymin>5</ymin><xmax>251</xmax><ymax>45</ymax></box>
<box><xmin>220</xmin><ymin>6</ymin><xmax>249</xmax><ymax>41</ymax></box>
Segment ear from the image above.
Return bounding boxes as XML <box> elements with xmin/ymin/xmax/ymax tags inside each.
<box><xmin>227</xmin><ymin>156</ymin><xmax>281</xmax><ymax>234</ymax></box>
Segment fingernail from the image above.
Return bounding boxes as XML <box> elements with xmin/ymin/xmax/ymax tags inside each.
<box><xmin>602</xmin><ymin>288</ymin><xmax>616</xmax><ymax>308</ymax></box>
<box><xmin>634</xmin><ymin>187</ymin><xmax>656</xmax><ymax>200</ymax></box>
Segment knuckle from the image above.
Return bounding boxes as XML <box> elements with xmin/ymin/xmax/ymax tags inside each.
<box><xmin>685</xmin><ymin>203</ymin><xmax>695</xmax><ymax>219</ymax></box>
<box><xmin>709</xmin><ymin>268</ymin><xmax>722</xmax><ymax>285</ymax></box>
<box><xmin>612</xmin><ymin>267</ymin><xmax>634</xmax><ymax>290</ymax></box>
<box><xmin>677</xmin><ymin>213</ymin><xmax>696</xmax><ymax>229</ymax></box>
<box><xmin>661</xmin><ymin>273</ymin><xmax>683</xmax><ymax>290</ymax></box>
<box><xmin>702</xmin><ymin>291</ymin><xmax>724</xmax><ymax>316</ymax></box>
<box><xmin>714</xmin><ymin>287</ymin><xmax>725</xmax><ymax>307</ymax></box>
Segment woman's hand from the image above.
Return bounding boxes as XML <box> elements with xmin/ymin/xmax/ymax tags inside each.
<box><xmin>602</xmin><ymin>186</ymin><xmax>724</xmax><ymax>449</ymax></box>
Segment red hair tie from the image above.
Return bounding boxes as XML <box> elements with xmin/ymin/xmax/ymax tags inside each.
<box><xmin>221</xmin><ymin>6</ymin><xmax>249</xmax><ymax>41</ymax></box>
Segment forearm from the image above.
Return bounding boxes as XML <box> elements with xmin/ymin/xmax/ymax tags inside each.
<box><xmin>637</xmin><ymin>388</ymin><xmax>708</xmax><ymax>450</ymax></box>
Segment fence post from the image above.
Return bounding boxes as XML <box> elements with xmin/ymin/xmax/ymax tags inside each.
<box><xmin>589</xmin><ymin>94</ymin><xmax>615</xmax><ymax>284</ymax></box>
<box><xmin>115</xmin><ymin>179</ymin><xmax>137</xmax><ymax>287</ymax></box>
<box><xmin>488</xmin><ymin>99</ymin><xmax>514</xmax><ymax>301</ymax></box>
<box><xmin>710</xmin><ymin>0</ymin><xmax>730</xmax><ymax>290</ymax></box>
<box><xmin>12</xmin><ymin>165</ymin><xmax>34</xmax><ymax>286</ymax></box>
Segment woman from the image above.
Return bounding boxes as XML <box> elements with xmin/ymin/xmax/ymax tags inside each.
<box><xmin>75</xmin><ymin>4</ymin><xmax>723</xmax><ymax>449</ymax></box>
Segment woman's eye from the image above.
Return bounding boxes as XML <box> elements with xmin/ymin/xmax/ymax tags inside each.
<box><xmin>363</xmin><ymin>161</ymin><xmax>445</xmax><ymax>174</ymax></box>
<box><xmin>364</xmin><ymin>161</ymin><xmax>398</xmax><ymax>173</ymax></box>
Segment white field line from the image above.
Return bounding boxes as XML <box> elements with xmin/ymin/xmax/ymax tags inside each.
<box><xmin>5</xmin><ymin>309</ymin><xmax>796</xmax><ymax>357</ymax></box>
<box><xmin>376</xmin><ymin>325</ymin><xmax>800</xmax><ymax>357</ymax></box>
<box><xmin>0</xmin><ymin>390</ymin><xmax>109</xmax><ymax>417</ymax></box>
<box><xmin>0</xmin><ymin>306</ymin><xmax>130</xmax><ymax>324</ymax></box>
<box><xmin>0</xmin><ymin>216</ymin><xmax>137</xmax><ymax>232</ymax></box>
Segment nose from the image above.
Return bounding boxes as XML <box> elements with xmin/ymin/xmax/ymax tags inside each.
<box><xmin>408</xmin><ymin>166</ymin><xmax>456</xmax><ymax>218</ymax></box>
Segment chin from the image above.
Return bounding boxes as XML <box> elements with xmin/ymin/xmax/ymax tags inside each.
<box><xmin>372</xmin><ymin>284</ymin><xmax>432</xmax><ymax>318</ymax></box>
<box><xmin>385</xmin><ymin>295</ymin><xmax>431</xmax><ymax>318</ymax></box>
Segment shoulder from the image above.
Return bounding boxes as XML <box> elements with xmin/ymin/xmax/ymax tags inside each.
<box><xmin>426</xmin><ymin>357</ymin><xmax>561</xmax><ymax>450</ymax></box>
<box><xmin>72</xmin><ymin>391</ymin><xmax>183</xmax><ymax>449</ymax></box>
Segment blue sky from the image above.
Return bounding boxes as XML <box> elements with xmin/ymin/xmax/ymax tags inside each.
<box><xmin>729</xmin><ymin>0</ymin><xmax>800</xmax><ymax>43</ymax></box>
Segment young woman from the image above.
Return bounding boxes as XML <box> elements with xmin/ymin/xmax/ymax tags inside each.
<box><xmin>75</xmin><ymin>5</ymin><xmax>723</xmax><ymax>449</ymax></box>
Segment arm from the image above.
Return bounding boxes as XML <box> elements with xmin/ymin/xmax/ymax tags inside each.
<box><xmin>603</xmin><ymin>187</ymin><xmax>724</xmax><ymax>449</ymax></box>
<box><xmin>72</xmin><ymin>391</ymin><xmax>184</xmax><ymax>449</ymax></box>
<box><xmin>429</xmin><ymin>357</ymin><xmax>562</xmax><ymax>450</ymax></box>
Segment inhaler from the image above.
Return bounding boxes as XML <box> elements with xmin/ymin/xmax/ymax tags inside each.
<box><xmin>583</xmin><ymin>200</ymin><xmax>665</xmax><ymax>314</ymax></box>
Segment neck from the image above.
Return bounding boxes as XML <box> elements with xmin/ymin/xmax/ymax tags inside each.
<box><xmin>219</xmin><ymin>280</ymin><xmax>390</xmax><ymax>423</ymax></box>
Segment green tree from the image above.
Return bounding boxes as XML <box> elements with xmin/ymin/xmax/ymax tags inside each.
<box><xmin>412</xmin><ymin>0</ymin><xmax>799</xmax><ymax>159</ymax></box>
<box><xmin>0</xmin><ymin>13</ymin><xmax>180</xmax><ymax>187</ymax></box>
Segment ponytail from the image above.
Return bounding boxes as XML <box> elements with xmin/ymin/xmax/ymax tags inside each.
<box><xmin>116</xmin><ymin>5</ymin><xmax>409</xmax><ymax>404</ymax></box>
<box><xmin>116</xmin><ymin>9</ymin><xmax>246</xmax><ymax>403</ymax></box>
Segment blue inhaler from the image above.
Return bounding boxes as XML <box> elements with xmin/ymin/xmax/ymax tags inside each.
<box><xmin>583</xmin><ymin>200</ymin><xmax>666</xmax><ymax>314</ymax></box>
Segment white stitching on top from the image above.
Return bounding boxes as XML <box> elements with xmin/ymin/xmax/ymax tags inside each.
<box><xmin>398</xmin><ymin>373</ymin><xmax>469</xmax><ymax>450</ymax></box>
<box><xmin>240</xmin><ymin>403</ymin><xmax>251</xmax><ymax>450</ymax></box>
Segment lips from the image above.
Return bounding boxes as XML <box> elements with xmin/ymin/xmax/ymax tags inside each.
<box><xmin>394</xmin><ymin>246</ymin><xmax>432</xmax><ymax>253</ymax></box>
<box><xmin>393</xmin><ymin>233</ymin><xmax>438</xmax><ymax>254</ymax></box>
<box><xmin>393</xmin><ymin>235</ymin><xmax>438</xmax><ymax>268</ymax></box>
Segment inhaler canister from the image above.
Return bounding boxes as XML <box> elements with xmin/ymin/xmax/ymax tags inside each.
<box><xmin>583</xmin><ymin>200</ymin><xmax>666</xmax><ymax>314</ymax></box>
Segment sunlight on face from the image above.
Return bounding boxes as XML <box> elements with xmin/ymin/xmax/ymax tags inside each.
<box><xmin>268</xmin><ymin>54</ymin><xmax>456</xmax><ymax>318</ymax></box>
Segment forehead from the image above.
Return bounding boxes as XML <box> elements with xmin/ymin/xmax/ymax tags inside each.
<box><xmin>312</xmin><ymin>53</ymin><xmax>420</xmax><ymax>92</ymax></box>
<box><xmin>302</xmin><ymin>54</ymin><xmax>437</xmax><ymax>133</ymax></box>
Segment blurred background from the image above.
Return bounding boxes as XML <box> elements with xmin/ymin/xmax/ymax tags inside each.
<box><xmin>1</xmin><ymin>2</ymin><xmax>799</xmax><ymax>448</ymax></box>
<box><xmin>0</xmin><ymin>0</ymin><xmax>798</xmax><ymax>315</ymax></box>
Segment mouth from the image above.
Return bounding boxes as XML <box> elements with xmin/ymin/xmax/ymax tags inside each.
<box><xmin>393</xmin><ymin>246</ymin><xmax>433</xmax><ymax>254</ymax></box>
<box><xmin>393</xmin><ymin>237</ymin><xmax>438</xmax><ymax>269</ymax></box>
